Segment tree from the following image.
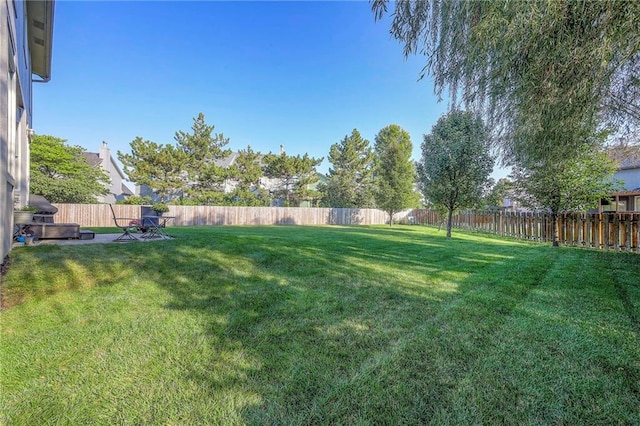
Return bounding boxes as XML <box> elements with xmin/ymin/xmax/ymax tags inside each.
<box><xmin>373</xmin><ymin>125</ymin><xmax>419</xmax><ymax>225</ymax></box>
<box><xmin>118</xmin><ymin>138</ymin><xmax>187</xmax><ymax>202</ymax></box>
<box><xmin>417</xmin><ymin>111</ymin><xmax>494</xmax><ymax>237</ymax></box>
<box><xmin>117</xmin><ymin>195</ymin><xmax>152</xmax><ymax>205</ymax></box>
<box><xmin>175</xmin><ymin>113</ymin><xmax>232</xmax><ymax>204</ymax></box>
<box><xmin>226</xmin><ymin>146</ymin><xmax>270</xmax><ymax>206</ymax></box>
<box><xmin>320</xmin><ymin>129</ymin><xmax>375</xmax><ymax>208</ymax></box>
<box><xmin>371</xmin><ymin>1</ymin><xmax>640</xmax><ymax>162</ymax></box>
<box><xmin>511</xmin><ymin>143</ymin><xmax>619</xmax><ymax>247</ymax></box>
<box><xmin>30</xmin><ymin>135</ymin><xmax>110</xmax><ymax>203</ymax></box>
<box><xmin>483</xmin><ymin>178</ymin><xmax>514</xmax><ymax>209</ymax></box>
<box><xmin>262</xmin><ymin>152</ymin><xmax>323</xmax><ymax>206</ymax></box>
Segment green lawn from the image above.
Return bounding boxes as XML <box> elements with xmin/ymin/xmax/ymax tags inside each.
<box><xmin>1</xmin><ymin>226</ymin><xmax>638</xmax><ymax>424</ymax></box>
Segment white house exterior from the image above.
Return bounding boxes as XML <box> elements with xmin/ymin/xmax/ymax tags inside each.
<box><xmin>1</xmin><ymin>0</ymin><xmax>54</xmax><ymax>268</ymax></box>
<box><xmin>84</xmin><ymin>142</ymin><xmax>133</xmax><ymax>203</ymax></box>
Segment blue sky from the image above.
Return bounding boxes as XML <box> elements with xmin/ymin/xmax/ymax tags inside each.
<box><xmin>34</xmin><ymin>1</ymin><xmax>507</xmax><ymax>179</ymax></box>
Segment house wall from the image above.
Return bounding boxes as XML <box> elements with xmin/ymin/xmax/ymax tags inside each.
<box><xmin>614</xmin><ymin>167</ymin><xmax>640</xmax><ymax>191</ymax></box>
<box><xmin>1</xmin><ymin>0</ymin><xmax>34</xmax><ymax>265</ymax></box>
<box><xmin>96</xmin><ymin>142</ymin><xmax>129</xmax><ymax>203</ymax></box>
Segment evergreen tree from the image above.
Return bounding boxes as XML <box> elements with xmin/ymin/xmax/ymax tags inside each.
<box><xmin>118</xmin><ymin>138</ymin><xmax>187</xmax><ymax>202</ymax></box>
<box><xmin>263</xmin><ymin>152</ymin><xmax>323</xmax><ymax>206</ymax></box>
<box><xmin>320</xmin><ymin>129</ymin><xmax>375</xmax><ymax>208</ymax></box>
<box><xmin>226</xmin><ymin>146</ymin><xmax>270</xmax><ymax>206</ymax></box>
<box><xmin>174</xmin><ymin>113</ymin><xmax>232</xmax><ymax>204</ymax></box>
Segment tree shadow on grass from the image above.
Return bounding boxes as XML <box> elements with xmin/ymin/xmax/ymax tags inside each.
<box><xmin>3</xmin><ymin>226</ymin><xmax>639</xmax><ymax>424</ymax></box>
<box><xmin>165</xmin><ymin>228</ymin><xmax>639</xmax><ymax>424</ymax></box>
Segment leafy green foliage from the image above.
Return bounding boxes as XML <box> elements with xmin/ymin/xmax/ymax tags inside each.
<box><xmin>373</xmin><ymin>125</ymin><xmax>419</xmax><ymax>224</ymax></box>
<box><xmin>119</xmin><ymin>113</ymin><xmax>233</xmax><ymax>204</ymax></box>
<box><xmin>511</xmin><ymin>149</ymin><xmax>619</xmax><ymax>215</ymax></box>
<box><xmin>118</xmin><ymin>138</ymin><xmax>187</xmax><ymax>202</ymax></box>
<box><xmin>30</xmin><ymin>135</ymin><xmax>110</xmax><ymax>203</ymax></box>
<box><xmin>417</xmin><ymin>111</ymin><xmax>494</xmax><ymax>237</ymax></box>
<box><xmin>511</xmin><ymin>145</ymin><xmax>620</xmax><ymax>246</ymax></box>
<box><xmin>372</xmin><ymin>0</ymin><xmax>640</xmax><ymax>160</ymax></box>
<box><xmin>262</xmin><ymin>152</ymin><xmax>323</xmax><ymax>206</ymax></box>
<box><xmin>320</xmin><ymin>129</ymin><xmax>375</xmax><ymax>208</ymax></box>
<box><xmin>117</xmin><ymin>195</ymin><xmax>152</xmax><ymax>205</ymax></box>
<box><xmin>151</xmin><ymin>202</ymin><xmax>169</xmax><ymax>213</ymax></box>
<box><xmin>483</xmin><ymin>178</ymin><xmax>514</xmax><ymax>209</ymax></box>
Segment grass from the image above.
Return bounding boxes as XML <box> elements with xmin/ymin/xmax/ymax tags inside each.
<box><xmin>1</xmin><ymin>225</ymin><xmax>639</xmax><ymax>425</ymax></box>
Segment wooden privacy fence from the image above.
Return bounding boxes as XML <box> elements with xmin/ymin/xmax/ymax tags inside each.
<box><xmin>410</xmin><ymin>209</ymin><xmax>640</xmax><ymax>252</ymax></box>
<box><xmin>53</xmin><ymin>204</ymin><xmax>395</xmax><ymax>228</ymax></box>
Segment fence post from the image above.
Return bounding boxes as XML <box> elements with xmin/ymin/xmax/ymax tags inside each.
<box><xmin>633</xmin><ymin>214</ymin><xmax>640</xmax><ymax>253</ymax></box>
<box><xmin>585</xmin><ymin>214</ymin><xmax>591</xmax><ymax>248</ymax></box>
<box><xmin>621</xmin><ymin>214</ymin><xmax>628</xmax><ymax>251</ymax></box>
<box><xmin>603</xmin><ymin>214</ymin><xmax>610</xmax><ymax>250</ymax></box>
<box><xmin>613</xmin><ymin>214</ymin><xmax>620</xmax><ymax>251</ymax></box>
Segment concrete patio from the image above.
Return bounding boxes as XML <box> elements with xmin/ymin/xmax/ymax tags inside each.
<box><xmin>13</xmin><ymin>233</ymin><xmax>172</xmax><ymax>247</ymax></box>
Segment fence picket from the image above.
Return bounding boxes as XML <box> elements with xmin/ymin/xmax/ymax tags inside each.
<box><xmin>51</xmin><ymin>204</ymin><xmax>397</xmax><ymax>228</ymax></box>
<box><xmin>410</xmin><ymin>209</ymin><xmax>640</xmax><ymax>252</ymax></box>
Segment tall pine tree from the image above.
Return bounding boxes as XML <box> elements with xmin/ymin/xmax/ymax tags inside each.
<box><xmin>226</xmin><ymin>146</ymin><xmax>270</xmax><ymax>206</ymax></box>
<box><xmin>263</xmin><ymin>152</ymin><xmax>323</xmax><ymax>207</ymax></box>
<box><xmin>118</xmin><ymin>138</ymin><xmax>188</xmax><ymax>202</ymax></box>
<box><xmin>320</xmin><ymin>129</ymin><xmax>375</xmax><ymax>208</ymax></box>
<box><xmin>174</xmin><ymin>113</ymin><xmax>231</xmax><ymax>204</ymax></box>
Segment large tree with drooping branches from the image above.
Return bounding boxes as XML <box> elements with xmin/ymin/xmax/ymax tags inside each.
<box><xmin>371</xmin><ymin>0</ymin><xmax>640</xmax><ymax>163</ymax></box>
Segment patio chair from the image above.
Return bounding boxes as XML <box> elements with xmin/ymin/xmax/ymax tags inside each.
<box><xmin>109</xmin><ymin>204</ymin><xmax>139</xmax><ymax>242</ymax></box>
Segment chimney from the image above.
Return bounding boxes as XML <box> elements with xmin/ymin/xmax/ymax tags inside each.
<box><xmin>99</xmin><ymin>141</ymin><xmax>110</xmax><ymax>161</ymax></box>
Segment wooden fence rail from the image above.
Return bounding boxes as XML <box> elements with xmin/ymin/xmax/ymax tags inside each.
<box><xmin>52</xmin><ymin>204</ymin><xmax>396</xmax><ymax>228</ymax></box>
<box><xmin>49</xmin><ymin>205</ymin><xmax>640</xmax><ymax>252</ymax></box>
<box><xmin>410</xmin><ymin>209</ymin><xmax>640</xmax><ymax>253</ymax></box>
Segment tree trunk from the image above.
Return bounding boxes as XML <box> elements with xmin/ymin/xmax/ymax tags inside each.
<box><xmin>446</xmin><ymin>208</ymin><xmax>453</xmax><ymax>238</ymax></box>
<box><xmin>552</xmin><ymin>212</ymin><xmax>559</xmax><ymax>247</ymax></box>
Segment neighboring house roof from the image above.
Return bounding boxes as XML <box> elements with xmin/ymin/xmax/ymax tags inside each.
<box><xmin>608</xmin><ymin>145</ymin><xmax>640</xmax><ymax>170</ymax></box>
<box><xmin>215</xmin><ymin>152</ymin><xmax>240</xmax><ymax>168</ymax></box>
<box><xmin>618</xmin><ymin>156</ymin><xmax>640</xmax><ymax>170</ymax></box>
<box><xmin>214</xmin><ymin>152</ymin><xmax>270</xmax><ymax>168</ymax></box>
<box><xmin>26</xmin><ymin>0</ymin><xmax>55</xmax><ymax>82</ymax></box>
<box><xmin>121</xmin><ymin>182</ymin><xmax>135</xmax><ymax>196</ymax></box>
<box><xmin>108</xmin><ymin>155</ymin><xmax>128</xmax><ymax>181</ymax></box>
<box><xmin>82</xmin><ymin>148</ymin><xmax>134</xmax><ymax>197</ymax></box>
<box><xmin>611</xmin><ymin>189</ymin><xmax>640</xmax><ymax>196</ymax></box>
<box><xmin>83</xmin><ymin>152</ymin><xmax>101</xmax><ymax>167</ymax></box>
<box><xmin>82</xmin><ymin>150</ymin><xmax>128</xmax><ymax>181</ymax></box>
